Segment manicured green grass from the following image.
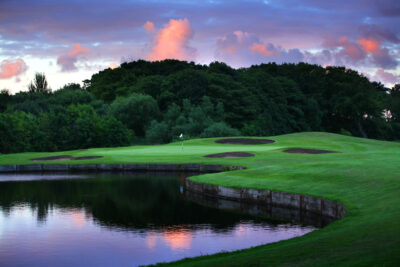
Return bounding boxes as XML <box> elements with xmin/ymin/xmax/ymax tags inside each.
<box><xmin>1</xmin><ymin>132</ymin><xmax>399</xmax><ymax>266</ymax></box>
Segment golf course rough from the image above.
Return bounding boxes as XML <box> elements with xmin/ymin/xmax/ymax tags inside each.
<box><xmin>0</xmin><ymin>132</ymin><xmax>399</xmax><ymax>266</ymax></box>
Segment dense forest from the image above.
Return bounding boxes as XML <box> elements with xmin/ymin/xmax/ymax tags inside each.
<box><xmin>1</xmin><ymin>60</ymin><xmax>399</xmax><ymax>153</ymax></box>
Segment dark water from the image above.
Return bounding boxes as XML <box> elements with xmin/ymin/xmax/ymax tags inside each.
<box><xmin>0</xmin><ymin>172</ymin><xmax>316</xmax><ymax>267</ymax></box>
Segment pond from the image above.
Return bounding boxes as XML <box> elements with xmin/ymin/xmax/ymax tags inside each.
<box><xmin>0</xmin><ymin>172</ymin><xmax>317</xmax><ymax>267</ymax></box>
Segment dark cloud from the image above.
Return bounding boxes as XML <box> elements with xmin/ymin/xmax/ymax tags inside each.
<box><xmin>369</xmin><ymin>0</ymin><xmax>400</xmax><ymax>17</ymax></box>
<box><xmin>304</xmin><ymin>50</ymin><xmax>333</xmax><ymax>66</ymax></box>
<box><xmin>358</xmin><ymin>24</ymin><xmax>399</xmax><ymax>44</ymax></box>
<box><xmin>371</xmin><ymin>48</ymin><xmax>398</xmax><ymax>69</ymax></box>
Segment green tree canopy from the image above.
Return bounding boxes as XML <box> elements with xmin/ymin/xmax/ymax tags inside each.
<box><xmin>110</xmin><ymin>93</ymin><xmax>160</xmax><ymax>137</ymax></box>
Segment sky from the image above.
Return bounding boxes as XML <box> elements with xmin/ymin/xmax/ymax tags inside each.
<box><xmin>0</xmin><ymin>0</ymin><xmax>399</xmax><ymax>93</ymax></box>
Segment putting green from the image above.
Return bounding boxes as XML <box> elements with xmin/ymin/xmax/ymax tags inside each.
<box><xmin>0</xmin><ymin>132</ymin><xmax>399</xmax><ymax>266</ymax></box>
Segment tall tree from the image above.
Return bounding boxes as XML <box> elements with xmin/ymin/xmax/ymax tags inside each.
<box><xmin>28</xmin><ymin>73</ymin><xmax>51</xmax><ymax>93</ymax></box>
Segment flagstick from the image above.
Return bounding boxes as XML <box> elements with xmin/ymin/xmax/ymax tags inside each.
<box><xmin>180</xmin><ymin>133</ymin><xmax>184</xmax><ymax>151</ymax></box>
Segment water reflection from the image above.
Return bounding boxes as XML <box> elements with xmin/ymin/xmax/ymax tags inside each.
<box><xmin>0</xmin><ymin>173</ymin><xmax>316</xmax><ymax>267</ymax></box>
<box><xmin>162</xmin><ymin>228</ymin><xmax>192</xmax><ymax>251</ymax></box>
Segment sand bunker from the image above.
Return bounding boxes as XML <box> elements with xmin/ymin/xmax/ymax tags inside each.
<box><xmin>204</xmin><ymin>152</ymin><xmax>255</xmax><ymax>158</ymax></box>
<box><xmin>283</xmin><ymin>148</ymin><xmax>339</xmax><ymax>154</ymax></box>
<box><xmin>73</xmin><ymin>156</ymin><xmax>103</xmax><ymax>160</ymax></box>
<box><xmin>31</xmin><ymin>155</ymin><xmax>103</xmax><ymax>161</ymax></box>
<box><xmin>215</xmin><ymin>138</ymin><xmax>275</xmax><ymax>145</ymax></box>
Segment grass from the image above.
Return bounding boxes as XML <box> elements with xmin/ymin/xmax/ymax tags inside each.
<box><xmin>1</xmin><ymin>132</ymin><xmax>399</xmax><ymax>266</ymax></box>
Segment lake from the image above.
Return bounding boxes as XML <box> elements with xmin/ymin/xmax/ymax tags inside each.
<box><xmin>0</xmin><ymin>172</ymin><xmax>316</xmax><ymax>266</ymax></box>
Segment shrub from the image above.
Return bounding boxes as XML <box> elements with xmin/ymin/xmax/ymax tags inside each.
<box><xmin>200</xmin><ymin>122</ymin><xmax>241</xmax><ymax>138</ymax></box>
<box><xmin>146</xmin><ymin>120</ymin><xmax>170</xmax><ymax>144</ymax></box>
<box><xmin>110</xmin><ymin>93</ymin><xmax>160</xmax><ymax>137</ymax></box>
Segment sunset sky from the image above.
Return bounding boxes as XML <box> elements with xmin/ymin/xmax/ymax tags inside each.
<box><xmin>0</xmin><ymin>0</ymin><xmax>399</xmax><ymax>93</ymax></box>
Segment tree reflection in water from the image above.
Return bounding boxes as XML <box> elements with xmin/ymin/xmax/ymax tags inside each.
<box><xmin>0</xmin><ymin>172</ymin><xmax>317</xmax><ymax>267</ymax></box>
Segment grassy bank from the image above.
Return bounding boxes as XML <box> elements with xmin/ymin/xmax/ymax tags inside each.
<box><xmin>1</xmin><ymin>132</ymin><xmax>399</xmax><ymax>266</ymax></box>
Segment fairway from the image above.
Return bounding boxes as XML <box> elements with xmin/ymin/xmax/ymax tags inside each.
<box><xmin>1</xmin><ymin>132</ymin><xmax>400</xmax><ymax>266</ymax></box>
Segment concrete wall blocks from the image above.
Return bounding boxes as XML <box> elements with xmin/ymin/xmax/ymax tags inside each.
<box><xmin>42</xmin><ymin>164</ymin><xmax>69</xmax><ymax>171</ymax></box>
<box><xmin>16</xmin><ymin>164</ymin><xmax>43</xmax><ymax>172</ymax></box>
<box><xmin>219</xmin><ymin>186</ymin><xmax>242</xmax><ymax>199</ymax></box>
<box><xmin>203</xmin><ymin>183</ymin><xmax>219</xmax><ymax>196</ymax></box>
<box><xmin>186</xmin><ymin>179</ymin><xmax>203</xmax><ymax>192</ymax></box>
<box><xmin>123</xmin><ymin>164</ymin><xmax>147</xmax><ymax>171</ymax></box>
<box><xmin>186</xmin><ymin>180</ymin><xmax>345</xmax><ymax>219</ymax></box>
<box><xmin>0</xmin><ymin>163</ymin><xmax>241</xmax><ymax>173</ymax></box>
<box><xmin>241</xmin><ymin>188</ymin><xmax>271</xmax><ymax>204</ymax></box>
<box><xmin>271</xmin><ymin>191</ymin><xmax>300</xmax><ymax>207</ymax></box>
<box><xmin>301</xmin><ymin>195</ymin><xmax>322</xmax><ymax>214</ymax></box>
<box><xmin>69</xmin><ymin>164</ymin><xmax>98</xmax><ymax>171</ymax></box>
<box><xmin>0</xmin><ymin>165</ymin><xmax>17</xmax><ymax>172</ymax></box>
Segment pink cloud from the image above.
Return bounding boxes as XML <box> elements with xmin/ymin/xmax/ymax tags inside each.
<box><xmin>216</xmin><ymin>31</ymin><xmax>257</xmax><ymax>55</ymax></box>
<box><xmin>57</xmin><ymin>43</ymin><xmax>90</xmax><ymax>71</ymax></box>
<box><xmin>146</xmin><ymin>18</ymin><xmax>197</xmax><ymax>61</ymax></box>
<box><xmin>250</xmin><ymin>42</ymin><xmax>276</xmax><ymax>57</ymax></box>
<box><xmin>216</xmin><ymin>30</ymin><xmax>304</xmax><ymax>67</ymax></box>
<box><xmin>337</xmin><ymin>36</ymin><xmax>366</xmax><ymax>61</ymax></box>
<box><xmin>322</xmin><ymin>36</ymin><xmax>366</xmax><ymax>65</ymax></box>
<box><xmin>143</xmin><ymin>21</ymin><xmax>156</xmax><ymax>33</ymax></box>
<box><xmin>0</xmin><ymin>58</ymin><xmax>28</xmax><ymax>79</ymax></box>
<box><xmin>322</xmin><ymin>35</ymin><xmax>398</xmax><ymax>69</ymax></box>
<box><xmin>375</xmin><ymin>69</ymin><xmax>399</xmax><ymax>85</ymax></box>
<box><xmin>358</xmin><ymin>38</ymin><xmax>380</xmax><ymax>53</ymax></box>
<box><xmin>215</xmin><ymin>31</ymin><xmax>258</xmax><ymax>67</ymax></box>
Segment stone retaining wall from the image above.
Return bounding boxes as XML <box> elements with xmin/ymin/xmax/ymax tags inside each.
<box><xmin>185</xmin><ymin>180</ymin><xmax>345</xmax><ymax>219</ymax></box>
<box><xmin>185</xmin><ymin>191</ymin><xmax>337</xmax><ymax>228</ymax></box>
<box><xmin>0</xmin><ymin>163</ymin><xmax>245</xmax><ymax>173</ymax></box>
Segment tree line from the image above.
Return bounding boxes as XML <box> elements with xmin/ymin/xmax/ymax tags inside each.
<box><xmin>1</xmin><ymin>60</ymin><xmax>399</xmax><ymax>153</ymax></box>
